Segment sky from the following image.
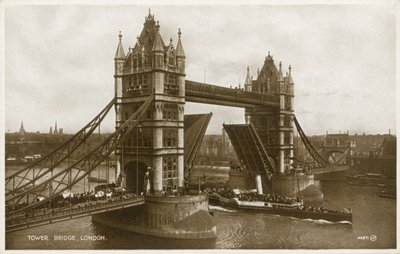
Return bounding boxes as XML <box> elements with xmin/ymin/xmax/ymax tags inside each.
<box><xmin>4</xmin><ymin>4</ymin><xmax>397</xmax><ymax>135</ymax></box>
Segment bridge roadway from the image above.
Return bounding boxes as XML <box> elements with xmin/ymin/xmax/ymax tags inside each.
<box><xmin>185</xmin><ymin>80</ymin><xmax>280</xmax><ymax>108</ymax></box>
<box><xmin>6</xmin><ymin>195</ymin><xmax>145</xmax><ymax>233</ymax></box>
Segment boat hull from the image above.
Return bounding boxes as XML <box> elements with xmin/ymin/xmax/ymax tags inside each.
<box><xmin>209</xmin><ymin>194</ymin><xmax>352</xmax><ymax>223</ymax></box>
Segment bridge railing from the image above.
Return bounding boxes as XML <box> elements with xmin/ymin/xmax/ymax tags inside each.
<box><xmin>185</xmin><ymin>80</ymin><xmax>279</xmax><ymax>107</ymax></box>
<box><xmin>6</xmin><ymin>196</ymin><xmax>144</xmax><ymax>228</ymax></box>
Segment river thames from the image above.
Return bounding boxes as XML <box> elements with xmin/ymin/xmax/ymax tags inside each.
<box><xmin>6</xmin><ymin>174</ymin><xmax>396</xmax><ymax>250</ymax></box>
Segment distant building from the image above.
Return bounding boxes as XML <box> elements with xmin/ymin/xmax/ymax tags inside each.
<box><xmin>49</xmin><ymin>121</ymin><xmax>63</xmax><ymax>135</ymax></box>
<box><xmin>350</xmin><ymin>135</ymin><xmax>396</xmax><ymax>178</ymax></box>
<box><xmin>197</xmin><ymin>128</ymin><xmax>236</xmax><ymax>165</ymax></box>
<box><xmin>19</xmin><ymin>121</ymin><xmax>26</xmax><ymax>135</ymax></box>
<box><xmin>322</xmin><ymin>132</ymin><xmax>355</xmax><ymax>148</ymax></box>
<box><xmin>54</xmin><ymin>121</ymin><xmax>58</xmax><ymax>135</ymax></box>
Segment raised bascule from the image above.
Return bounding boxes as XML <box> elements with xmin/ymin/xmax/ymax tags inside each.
<box><xmin>5</xmin><ymin>11</ymin><xmax>348</xmax><ymax>238</ymax></box>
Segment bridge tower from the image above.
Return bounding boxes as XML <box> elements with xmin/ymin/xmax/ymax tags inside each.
<box><xmin>245</xmin><ymin>53</ymin><xmax>294</xmax><ymax>174</ymax></box>
<box><xmin>114</xmin><ymin>12</ymin><xmax>185</xmax><ymax>196</ymax></box>
<box><xmin>110</xmin><ymin>13</ymin><xmax>214</xmax><ymax>238</ymax></box>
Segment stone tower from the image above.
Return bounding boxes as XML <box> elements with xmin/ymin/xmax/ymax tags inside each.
<box><xmin>244</xmin><ymin>52</ymin><xmax>294</xmax><ymax>174</ymax></box>
<box><xmin>114</xmin><ymin>11</ymin><xmax>185</xmax><ymax>196</ymax></box>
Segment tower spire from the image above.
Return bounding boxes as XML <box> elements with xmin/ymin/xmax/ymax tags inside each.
<box><xmin>146</xmin><ymin>9</ymin><xmax>154</xmax><ymax>21</ymax></box>
<box><xmin>176</xmin><ymin>28</ymin><xmax>185</xmax><ymax>58</ymax></box>
<box><xmin>19</xmin><ymin>121</ymin><xmax>25</xmax><ymax>134</ymax></box>
<box><xmin>278</xmin><ymin>61</ymin><xmax>284</xmax><ymax>81</ymax></box>
<box><xmin>244</xmin><ymin>66</ymin><xmax>252</xmax><ymax>92</ymax></box>
<box><xmin>288</xmin><ymin>65</ymin><xmax>293</xmax><ymax>83</ymax></box>
<box><xmin>152</xmin><ymin>21</ymin><xmax>165</xmax><ymax>52</ymax></box>
<box><xmin>114</xmin><ymin>31</ymin><xmax>125</xmax><ymax>59</ymax></box>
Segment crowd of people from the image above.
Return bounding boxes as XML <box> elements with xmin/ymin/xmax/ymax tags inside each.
<box><xmin>208</xmin><ymin>187</ymin><xmax>302</xmax><ymax>205</ymax></box>
<box><xmin>6</xmin><ymin>186</ymin><xmax>132</xmax><ymax>213</ymax></box>
<box><xmin>209</xmin><ymin>187</ymin><xmax>352</xmax><ymax>215</ymax></box>
<box><xmin>238</xmin><ymin>192</ymin><xmax>302</xmax><ymax>205</ymax></box>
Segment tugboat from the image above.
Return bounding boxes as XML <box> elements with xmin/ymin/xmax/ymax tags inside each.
<box><xmin>209</xmin><ymin>189</ymin><xmax>352</xmax><ymax>223</ymax></box>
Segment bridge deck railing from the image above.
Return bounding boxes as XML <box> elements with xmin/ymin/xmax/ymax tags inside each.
<box><xmin>6</xmin><ymin>196</ymin><xmax>145</xmax><ymax>231</ymax></box>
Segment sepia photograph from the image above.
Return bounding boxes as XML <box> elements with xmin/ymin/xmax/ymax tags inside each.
<box><xmin>1</xmin><ymin>1</ymin><xmax>398</xmax><ymax>252</ymax></box>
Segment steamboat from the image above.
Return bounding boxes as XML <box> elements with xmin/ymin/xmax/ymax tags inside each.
<box><xmin>209</xmin><ymin>189</ymin><xmax>352</xmax><ymax>223</ymax></box>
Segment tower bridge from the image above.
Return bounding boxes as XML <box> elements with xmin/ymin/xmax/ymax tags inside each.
<box><xmin>5</xmin><ymin>11</ymin><xmax>345</xmax><ymax>238</ymax></box>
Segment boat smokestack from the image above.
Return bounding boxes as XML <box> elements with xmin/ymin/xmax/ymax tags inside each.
<box><xmin>255</xmin><ymin>175</ymin><xmax>263</xmax><ymax>194</ymax></box>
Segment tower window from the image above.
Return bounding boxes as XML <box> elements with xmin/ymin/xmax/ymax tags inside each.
<box><xmin>163</xmin><ymin>129</ymin><xmax>177</xmax><ymax>147</ymax></box>
<box><xmin>127</xmin><ymin>74</ymin><xmax>148</xmax><ymax>94</ymax></box>
<box><xmin>163</xmin><ymin>156</ymin><xmax>178</xmax><ymax>184</ymax></box>
<box><xmin>162</xmin><ymin>103</ymin><xmax>179</xmax><ymax>120</ymax></box>
<box><xmin>164</xmin><ymin>74</ymin><xmax>179</xmax><ymax>95</ymax></box>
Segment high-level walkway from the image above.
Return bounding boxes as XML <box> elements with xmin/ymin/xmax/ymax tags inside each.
<box><xmin>185</xmin><ymin>80</ymin><xmax>280</xmax><ymax>108</ymax></box>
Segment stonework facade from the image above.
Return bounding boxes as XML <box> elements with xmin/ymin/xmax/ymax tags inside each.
<box><xmin>244</xmin><ymin>52</ymin><xmax>295</xmax><ymax>174</ymax></box>
<box><xmin>114</xmin><ymin>12</ymin><xmax>185</xmax><ymax>196</ymax></box>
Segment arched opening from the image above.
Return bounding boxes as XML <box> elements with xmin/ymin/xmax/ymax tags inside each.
<box><xmin>125</xmin><ymin>161</ymin><xmax>147</xmax><ymax>194</ymax></box>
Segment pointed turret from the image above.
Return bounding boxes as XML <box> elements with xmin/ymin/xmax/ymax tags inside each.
<box><xmin>146</xmin><ymin>8</ymin><xmax>154</xmax><ymax>21</ymax></box>
<box><xmin>244</xmin><ymin>66</ymin><xmax>252</xmax><ymax>85</ymax></box>
<box><xmin>114</xmin><ymin>31</ymin><xmax>125</xmax><ymax>59</ymax></box>
<box><xmin>152</xmin><ymin>21</ymin><xmax>165</xmax><ymax>52</ymax></box>
<box><xmin>176</xmin><ymin>28</ymin><xmax>185</xmax><ymax>73</ymax></box>
<box><xmin>266</xmin><ymin>51</ymin><xmax>272</xmax><ymax>61</ymax></box>
<box><xmin>278</xmin><ymin>61</ymin><xmax>284</xmax><ymax>81</ymax></box>
<box><xmin>176</xmin><ymin>28</ymin><xmax>185</xmax><ymax>58</ymax></box>
<box><xmin>288</xmin><ymin>65</ymin><xmax>293</xmax><ymax>83</ymax></box>
<box><xmin>244</xmin><ymin>66</ymin><xmax>252</xmax><ymax>92</ymax></box>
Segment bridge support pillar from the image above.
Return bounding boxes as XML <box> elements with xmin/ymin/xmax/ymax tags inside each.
<box><xmin>177</xmin><ymin>127</ymin><xmax>184</xmax><ymax>189</ymax></box>
<box><xmin>271</xmin><ymin>174</ymin><xmax>317</xmax><ymax>197</ymax></box>
<box><xmin>91</xmin><ymin>194</ymin><xmax>216</xmax><ymax>239</ymax></box>
<box><xmin>177</xmin><ymin>154</ymin><xmax>184</xmax><ymax>189</ymax></box>
<box><xmin>152</xmin><ymin>156</ymin><xmax>163</xmax><ymax>195</ymax></box>
<box><xmin>140</xmin><ymin>194</ymin><xmax>216</xmax><ymax>238</ymax></box>
<box><xmin>289</xmin><ymin>131</ymin><xmax>294</xmax><ymax>164</ymax></box>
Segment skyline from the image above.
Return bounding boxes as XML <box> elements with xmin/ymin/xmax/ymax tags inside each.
<box><xmin>5</xmin><ymin>4</ymin><xmax>397</xmax><ymax>135</ymax></box>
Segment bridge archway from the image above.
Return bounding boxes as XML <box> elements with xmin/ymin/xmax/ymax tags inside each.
<box><xmin>124</xmin><ymin>161</ymin><xmax>147</xmax><ymax>194</ymax></box>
